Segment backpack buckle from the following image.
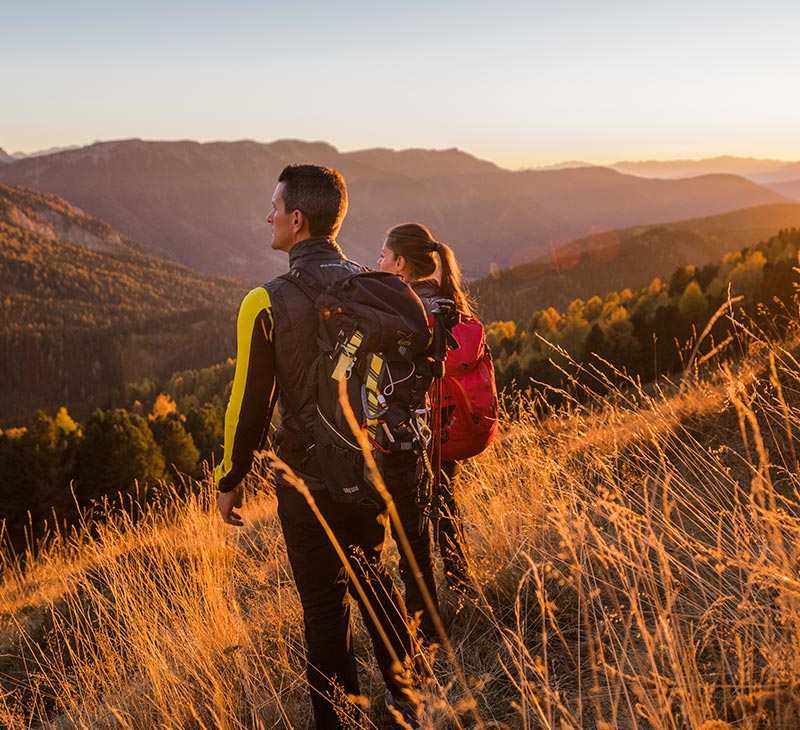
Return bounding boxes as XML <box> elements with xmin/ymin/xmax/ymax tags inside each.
<box><xmin>332</xmin><ymin>352</ymin><xmax>355</xmax><ymax>381</ymax></box>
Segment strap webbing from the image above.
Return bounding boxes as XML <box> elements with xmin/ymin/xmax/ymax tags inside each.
<box><xmin>363</xmin><ymin>353</ymin><xmax>385</xmax><ymax>441</ymax></box>
<box><xmin>331</xmin><ymin>330</ymin><xmax>363</xmax><ymax>381</ymax></box>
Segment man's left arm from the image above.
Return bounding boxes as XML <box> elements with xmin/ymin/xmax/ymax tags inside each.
<box><xmin>214</xmin><ymin>287</ymin><xmax>277</xmax><ymax>524</ymax></box>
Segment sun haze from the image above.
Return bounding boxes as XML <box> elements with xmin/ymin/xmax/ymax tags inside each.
<box><xmin>2</xmin><ymin>0</ymin><xmax>799</xmax><ymax>166</ymax></box>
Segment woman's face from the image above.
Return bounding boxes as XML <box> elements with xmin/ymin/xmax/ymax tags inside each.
<box><xmin>377</xmin><ymin>241</ymin><xmax>405</xmax><ymax>277</ymax></box>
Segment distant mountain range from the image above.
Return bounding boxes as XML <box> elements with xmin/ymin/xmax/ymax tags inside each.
<box><xmin>0</xmin><ymin>183</ymin><xmax>245</xmax><ymax>424</ymax></box>
<box><xmin>1</xmin><ymin>145</ymin><xmax>83</xmax><ymax>161</ymax></box>
<box><xmin>767</xmin><ymin>179</ymin><xmax>800</xmax><ymax>201</ymax></box>
<box><xmin>608</xmin><ymin>155</ymin><xmax>800</xmax><ymax>186</ymax></box>
<box><xmin>0</xmin><ymin>139</ymin><xmax>789</xmax><ymax>281</ymax></box>
<box><xmin>472</xmin><ymin>202</ymin><xmax>800</xmax><ymax>322</ymax></box>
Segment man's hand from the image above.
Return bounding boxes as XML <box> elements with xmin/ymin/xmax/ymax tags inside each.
<box><xmin>217</xmin><ymin>484</ymin><xmax>245</xmax><ymax>527</ymax></box>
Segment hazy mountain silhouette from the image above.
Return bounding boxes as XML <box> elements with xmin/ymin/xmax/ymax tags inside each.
<box><xmin>10</xmin><ymin>144</ymin><xmax>83</xmax><ymax>159</ymax></box>
<box><xmin>0</xmin><ymin>148</ymin><xmax>14</xmax><ymax>164</ymax></box>
<box><xmin>0</xmin><ymin>139</ymin><xmax>788</xmax><ymax>280</ymax></box>
<box><xmin>756</xmin><ymin>164</ymin><xmax>800</xmax><ymax>185</ymax></box>
<box><xmin>769</xmin><ymin>179</ymin><xmax>800</xmax><ymax>202</ymax></box>
<box><xmin>341</xmin><ymin>146</ymin><xmax>502</xmax><ymax>177</ymax></box>
<box><xmin>610</xmin><ymin>156</ymin><xmax>800</xmax><ymax>184</ymax></box>
<box><xmin>472</xmin><ymin>202</ymin><xmax>800</xmax><ymax>322</ymax></box>
<box><xmin>527</xmin><ymin>160</ymin><xmax>594</xmax><ymax>171</ymax></box>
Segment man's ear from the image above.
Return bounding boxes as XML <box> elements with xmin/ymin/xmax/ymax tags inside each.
<box><xmin>292</xmin><ymin>209</ymin><xmax>310</xmax><ymax>237</ymax></box>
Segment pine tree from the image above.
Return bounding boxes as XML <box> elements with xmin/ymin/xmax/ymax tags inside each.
<box><xmin>150</xmin><ymin>414</ymin><xmax>201</xmax><ymax>481</ymax></box>
<box><xmin>678</xmin><ymin>280</ymin><xmax>708</xmax><ymax>322</ymax></box>
<box><xmin>185</xmin><ymin>402</ymin><xmax>224</xmax><ymax>467</ymax></box>
<box><xmin>73</xmin><ymin>409</ymin><xmax>166</xmax><ymax>502</ymax></box>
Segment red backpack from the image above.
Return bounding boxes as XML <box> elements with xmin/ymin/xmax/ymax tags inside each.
<box><xmin>439</xmin><ymin>316</ymin><xmax>499</xmax><ymax>461</ymax></box>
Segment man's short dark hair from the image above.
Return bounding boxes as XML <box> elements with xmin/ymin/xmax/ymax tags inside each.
<box><xmin>278</xmin><ymin>164</ymin><xmax>348</xmax><ymax>238</ymax></box>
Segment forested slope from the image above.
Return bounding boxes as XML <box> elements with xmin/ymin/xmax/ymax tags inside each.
<box><xmin>473</xmin><ymin>203</ymin><xmax>800</xmax><ymax>322</ymax></box>
<box><xmin>484</xmin><ymin>228</ymin><xmax>800</xmax><ymax>396</ymax></box>
<box><xmin>0</xmin><ymin>184</ymin><xmax>247</xmax><ymax>424</ymax></box>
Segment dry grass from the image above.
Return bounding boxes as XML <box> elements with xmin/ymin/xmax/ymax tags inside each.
<box><xmin>4</xmin><ymin>320</ymin><xmax>800</xmax><ymax>728</ymax></box>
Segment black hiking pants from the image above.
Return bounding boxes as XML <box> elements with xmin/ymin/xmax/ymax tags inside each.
<box><xmin>395</xmin><ymin>458</ymin><xmax>472</xmax><ymax>644</ymax></box>
<box><xmin>275</xmin><ymin>477</ymin><xmax>416</xmax><ymax>729</ymax></box>
<box><xmin>388</xmin><ymin>454</ymin><xmax>440</xmax><ymax>643</ymax></box>
<box><xmin>435</xmin><ymin>460</ymin><xmax>471</xmax><ymax>589</ymax></box>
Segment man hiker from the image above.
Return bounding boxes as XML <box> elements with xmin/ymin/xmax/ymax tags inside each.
<box><xmin>215</xmin><ymin>164</ymin><xmax>421</xmax><ymax>729</ymax></box>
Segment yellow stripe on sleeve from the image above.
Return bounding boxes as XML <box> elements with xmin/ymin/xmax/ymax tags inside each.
<box><xmin>214</xmin><ymin>286</ymin><xmax>273</xmax><ymax>487</ymax></box>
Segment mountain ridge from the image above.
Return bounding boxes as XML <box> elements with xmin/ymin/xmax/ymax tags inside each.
<box><xmin>609</xmin><ymin>155</ymin><xmax>800</xmax><ymax>184</ymax></box>
<box><xmin>0</xmin><ymin>139</ymin><xmax>788</xmax><ymax>280</ymax></box>
<box><xmin>472</xmin><ymin>201</ymin><xmax>800</xmax><ymax>322</ymax></box>
<box><xmin>767</xmin><ymin>179</ymin><xmax>800</xmax><ymax>202</ymax></box>
<box><xmin>0</xmin><ymin>182</ymin><xmax>146</xmax><ymax>255</ymax></box>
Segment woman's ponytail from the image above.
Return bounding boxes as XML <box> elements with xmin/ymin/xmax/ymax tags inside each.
<box><xmin>436</xmin><ymin>241</ymin><xmax>473</xmax><ymax>317</ymax></box>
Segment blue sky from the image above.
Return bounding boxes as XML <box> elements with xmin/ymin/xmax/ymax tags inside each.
<box><xmin>2</xmin><ymin>0</ymin><xmax>799</xmax><ymax>167</ymax></box>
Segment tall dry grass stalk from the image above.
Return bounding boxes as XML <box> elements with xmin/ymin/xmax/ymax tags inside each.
<box><xmin>3</xmin><ymin>315</ymin><xmax>800</xmax><ymax>728</ymax></box>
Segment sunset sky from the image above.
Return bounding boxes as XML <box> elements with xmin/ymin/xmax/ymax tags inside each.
<box><xmin>3</xmin><ymin>0</ymin><xmax>799</xmax><ymax>168</ymax></box>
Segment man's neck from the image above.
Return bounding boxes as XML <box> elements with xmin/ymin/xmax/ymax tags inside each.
<box><xmin>287</xmin><ymin>233</ymin><xmax>328</xmax><ymax>251</ymax></box>
<box><xmin>288</xmin><ymin>235</ymin><xmax>339</xmax><ymax>261</ymax></box>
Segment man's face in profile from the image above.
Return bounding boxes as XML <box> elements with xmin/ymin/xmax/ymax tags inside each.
<box><xmin>267</xmin><ymin>182</ymin><xmax>293</xmax><ymax>252</ymax></box>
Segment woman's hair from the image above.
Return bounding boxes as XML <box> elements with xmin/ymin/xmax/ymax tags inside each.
<box><xmin>385</xmin><ymin>222</ymin><xmax>473</xmax><ymax>316</ymax></box>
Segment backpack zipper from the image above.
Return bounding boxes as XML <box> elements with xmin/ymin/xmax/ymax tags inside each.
<box><xmin>316</xmin><ymin>404</ymin><xmax>360</xmax><ymax>451</ymax></box>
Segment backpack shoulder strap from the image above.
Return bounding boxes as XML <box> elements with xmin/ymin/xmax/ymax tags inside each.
<box><xmin>257</xmin><ymin>382</ymin><xmax>281</xmax><ymax>451</ymax></box>
<box><xmin>278</xmin><ymin>268</ymin><xmax>327</xmax><ymax>302</ymax></box>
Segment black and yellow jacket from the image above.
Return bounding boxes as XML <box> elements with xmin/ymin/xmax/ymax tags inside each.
<box><xmin>214</xmin><ymin>237</ymin><xmax>363</xmax><ymax>492</ymax></box>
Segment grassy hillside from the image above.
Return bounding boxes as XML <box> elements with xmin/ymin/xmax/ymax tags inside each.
<box><xmin>2</xmin><ymin>313</ymin><xmax>800</xmax><ymax>728</ymax></box>
<box><xmin>473</xmin><ymin>203</ymin><xmax>800</xmax><ymax>322</ymax></box>
<box><xmin>0</xmin><ymin>184</ymin><xmax>247</xmax><ymax>424</ymax></box>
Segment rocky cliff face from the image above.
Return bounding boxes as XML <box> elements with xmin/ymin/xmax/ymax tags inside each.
<box><xmin>1</xmin><ymin>184</ymin><xmax>135</xmax><ymax>254</ymax></box>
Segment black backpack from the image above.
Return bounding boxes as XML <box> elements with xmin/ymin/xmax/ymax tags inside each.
<box><xmin>280</xmin><ymin>269</ymin><xmax>434</xmax><ymax>506</ymax></box>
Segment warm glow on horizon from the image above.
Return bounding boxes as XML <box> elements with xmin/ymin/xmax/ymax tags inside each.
<box><xmin>2</xmin><ymin>1</ymin><xmax>799</xmax><ymax>167</ymax></box>
<box><xmin>7</xmin><ymin>137</ymin><xmax>800</xmax><ymax>173</ymax></box>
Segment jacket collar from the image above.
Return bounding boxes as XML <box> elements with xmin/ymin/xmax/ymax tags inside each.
<box><xmin>410</xmin><ymin>278</ymin><xmax>441</xmax><ymax>300</ymax></box>
<box><xmin>288</xmin><ymin>236</ymin><xmax>344</xmax><ymax>267</ymax></box>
